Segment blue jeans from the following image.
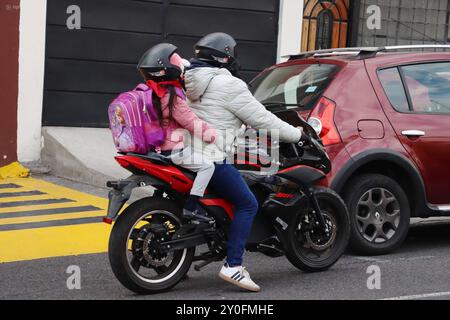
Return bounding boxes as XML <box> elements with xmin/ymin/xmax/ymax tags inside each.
<box><xmin>208</xmin><ymin>163</ymin><xmax>259</xmax><ymax>267</ymax></box>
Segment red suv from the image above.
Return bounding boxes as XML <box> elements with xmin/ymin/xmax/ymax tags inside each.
<box><xmin>250</xmin><ymin>46</ymin><xmax>450</xmax><ymax>255</ymax></box>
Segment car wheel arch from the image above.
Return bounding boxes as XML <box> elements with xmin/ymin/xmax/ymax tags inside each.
<box><xmin>331</xmin><ymin>149</ymin><xmax>431</xmax><ymax>218</ymax></box>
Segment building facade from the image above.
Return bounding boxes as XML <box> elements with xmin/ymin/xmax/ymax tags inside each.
<box><xmin>5</xmin><ymin>0</ymin><xmax>450</xmax><ymax>167</ymax></box>
<box><xmin>355</xmin><ymin>0</ymin><xmax>450</xmax><ymax>47</ymax></box>
<box><xmin>0</xmin><ymin>0</ymin><xmax>20</xmax><ymax>167</ymax></box>
<box><xmin>302</xmin><ymin>0</ymin><xmax>450</xmax><ymax>51</ymax></box>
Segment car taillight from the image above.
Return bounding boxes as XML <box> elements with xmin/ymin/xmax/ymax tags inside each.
<box><xmin>307</xmin><ymin>97</ymin><xmax>342</xmax><ymax>146</ymax></box>
<box><xmin>115</xmin><ymin>157</ymin><xmax>131</xmax><ymax>168</ymax></box>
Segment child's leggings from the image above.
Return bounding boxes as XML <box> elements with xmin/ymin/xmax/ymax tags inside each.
<box><xmin>167</xmin><ymin>147</ymin><xmax>214</xmax><ymax>197</ymax></box>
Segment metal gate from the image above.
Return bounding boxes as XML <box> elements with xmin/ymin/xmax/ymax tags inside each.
<box><xmin>43</xmin><ymin>0</ymin><xmax>279</xmax><ymax>127</ymax></box>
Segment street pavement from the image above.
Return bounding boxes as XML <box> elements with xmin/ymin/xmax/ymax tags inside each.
<box><xmin>0</xmin><ymin>174</ymin><xmax>449</xmax><ymax>300</ymax></box>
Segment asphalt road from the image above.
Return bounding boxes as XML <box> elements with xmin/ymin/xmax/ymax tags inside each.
<box><xmin>1</xmin><ymin>175</ymin><xmax>449</xmax><ymax>300</ymax></box>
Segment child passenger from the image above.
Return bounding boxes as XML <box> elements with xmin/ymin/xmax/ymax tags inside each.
<box><xmin>137</xmin><ymin>43</ymin><xmax>217</xmax><ymax>223</ymax></box>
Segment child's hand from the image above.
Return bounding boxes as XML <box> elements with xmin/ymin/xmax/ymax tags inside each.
<box><xmin>204</xmin><ymin>128</ymin><xmax>218</xmax><ymax>144</ymax></box>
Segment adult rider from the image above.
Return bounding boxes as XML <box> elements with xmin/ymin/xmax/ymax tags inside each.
<box><xmin>184</xmin><ymin>32</ymin><xmax>307</xmax><ymax>292</ymax></box>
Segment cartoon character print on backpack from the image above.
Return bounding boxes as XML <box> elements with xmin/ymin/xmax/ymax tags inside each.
<box><xmin>110</xmin><ymin>106</ymin><xmax>135</xmax><ymax>152</ymax></box>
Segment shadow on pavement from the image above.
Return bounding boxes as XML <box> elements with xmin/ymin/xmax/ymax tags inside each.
<box><xmin>403</xmin><ymin>221</ymin><xmax>450</xmax><ymax>250</ymax></box>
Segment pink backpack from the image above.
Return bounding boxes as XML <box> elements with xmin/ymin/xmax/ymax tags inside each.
<box><xmin>108</xmin><ymin>84</ymin><xmax>163</xmax><ymax>154</ymax></box>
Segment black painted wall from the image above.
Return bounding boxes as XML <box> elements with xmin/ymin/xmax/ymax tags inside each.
<box><xmin>43</xmin><ymin>0</ymin><xmax>279</xmax><ymax>127</ymax></box>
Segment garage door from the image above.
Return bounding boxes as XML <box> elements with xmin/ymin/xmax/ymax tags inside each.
<box><xmin>43</xmin><ymin>0</ymin><xmax>279</xmax><ymax>127</ymax></box>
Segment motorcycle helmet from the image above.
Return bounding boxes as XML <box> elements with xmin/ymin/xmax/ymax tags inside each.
<box><xmin>138</xmin><ymin>43</ymin><xmax>185</xmax><ymax>81</ymax></box>
<box><xmin>194</xmin><ymin>32</ymin><xmax>240</xmax><ymax>73</ymax></box>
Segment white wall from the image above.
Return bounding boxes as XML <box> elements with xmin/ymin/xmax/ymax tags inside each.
<box><xmin>277</xmin><ymin>0</ymin><xmax>304</xmax><ymax>63</ymax></box>
<box><xmin>17</xmin><ymin>0</ymin><xmax>47</xmax><ymax>162</ymax></box>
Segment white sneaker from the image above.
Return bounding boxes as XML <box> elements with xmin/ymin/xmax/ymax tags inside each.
<box><xmin>218</xmin><ymin>264</ymin><xmax>261</xmax><ymax>292</ymax></box>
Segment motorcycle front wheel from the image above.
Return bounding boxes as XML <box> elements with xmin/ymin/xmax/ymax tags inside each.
<box><xmin>108</xmin><ymin>197</ymin><xmax>194</xmax><ymax>294</ymax></box>
<box><xmin>285</xmin><ymin>187</ymin><xmax>350</xmax><ymax>272</ymax></box>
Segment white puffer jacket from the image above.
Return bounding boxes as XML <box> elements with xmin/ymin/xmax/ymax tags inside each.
<box><xmin>185</xmin><ymin>66</ymin><xmax>302</xmax><ymax>162</ymax></box>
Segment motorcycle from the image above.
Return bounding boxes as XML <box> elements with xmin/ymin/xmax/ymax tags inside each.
<box><xmin>105</xmin><ymin>113</ymin><xmax>350</xmax><ymax>294</ymax></box>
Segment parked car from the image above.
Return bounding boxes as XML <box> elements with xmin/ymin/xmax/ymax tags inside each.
<box><xmin>249</xmin><ymin>45</ymin><xmax>450</xmax><ymax>255</ymax></box>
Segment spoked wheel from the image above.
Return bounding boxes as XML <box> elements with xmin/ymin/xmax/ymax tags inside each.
<box><xmin>286</xmin><ymin>187</ymin><xmax>350</xmax><ymax>272</ymax></box>
<box><xmin>108</xmin><ymin>198</ymin><xmax>194</xmax><ymax>294</ymax></box>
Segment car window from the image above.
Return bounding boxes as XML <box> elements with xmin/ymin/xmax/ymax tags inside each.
<box><xmin>250</xmin><ymin>63</ymin><xmax>340</xmax><ymax>110</ymax></box>
<box><xmin>378</xmin><ymin>68</ymin><xmax>410</xmax><ymax>112</ymax></box>
<box><xmin>401</xmin><ymin>62</ymin><xmax>450</xmax><ymax>114</ymax></box>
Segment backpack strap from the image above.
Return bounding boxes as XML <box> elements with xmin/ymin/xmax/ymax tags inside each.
<box><xmin>134</xmin><ymin>83</ymin><xmax>149</xmax><ymax>92</ymax></box>
<box><xmin>174</xmin><ymin>87</ymin><xmax>186</xmax><ymax>100</ymax></box>
<box><xmin>133</xmin><ymin>84</ymin><xmax>156</xmax><ymax>117</ymax></box>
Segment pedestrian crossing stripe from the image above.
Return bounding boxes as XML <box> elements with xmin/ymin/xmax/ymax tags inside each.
<box><xmin>0</xmin><ymin>178</ymin><xmax>112</xmax><ymax>263</ymax></box>
<box><xmin>0</xmin><ymin>210</ymin><xmax>104</xmax><ymax>226</ymax></box>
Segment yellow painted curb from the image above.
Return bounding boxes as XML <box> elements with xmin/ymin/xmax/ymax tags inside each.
<box><xmin>0</xmin><ymin>162</ymin><xmax>30</xmax><ymax>180</ymax></box>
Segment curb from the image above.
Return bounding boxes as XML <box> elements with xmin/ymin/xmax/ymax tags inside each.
<box><xmin>0</xmin><ymin>162</ymin><xmax>30</xmax><ymax>180</ymax></box>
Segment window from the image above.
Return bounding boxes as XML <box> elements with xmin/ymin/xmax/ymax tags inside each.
<box><xmin>316</xmin><ymin>10</ymin><xmax>333</xmax><ymax>50</ymax></box>
<box><xmin>401</xmin><ymin>63</ymin><xmax>450</xmax><ymax>114</ymax></box>
<box><xmin>378</xmin><ymin>68</ymin><xmax>409</xmax><ymax>112</ymax></box>
<box><xmin>379</xmin><ymin>63</ymin><xmax>450</xmax><ymax>114</ymax></box>
<box><xmin>250</xmin><ymin>63</ymin><xmax>340</xmax><ymax>110</ymax></box>
<box><xmin>302</xmin><ymin>0</ymin><xmax>350</xmax><ymax>51</ymax></box>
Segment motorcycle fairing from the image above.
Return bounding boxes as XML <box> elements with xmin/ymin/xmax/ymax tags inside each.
<box><xmin>116</xmin><ymin>155</ymin><xmax>194</xmax><ymax>194</ymax></box>
<box><xmin>277</xmin><ymin>165</ymin><xmax>326</xmax><ymax>185</ymax></box>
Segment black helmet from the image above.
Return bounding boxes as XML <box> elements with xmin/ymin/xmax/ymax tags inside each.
<box><xmin>194</xmin><ymin>32</ymin><xmax>238</xmax><ymax>68</ymax></box>
<box><xmin>138</xmin><ymin>43</ymin><xmax>182</xmax><ymax>81</ymax></box>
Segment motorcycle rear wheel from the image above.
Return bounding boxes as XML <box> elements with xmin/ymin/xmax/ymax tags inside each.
<box><xmin>108</xmin><ymin>197</ymin><xmax>194</xmax><ymax>294</ymax></box>
<box><xmin>286</xmin><ymin>187</ymin><xmax>350</xmax><ymax>272</ymax></box>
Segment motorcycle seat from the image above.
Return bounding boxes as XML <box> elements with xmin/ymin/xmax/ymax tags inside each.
<box><xmin>125</xmin><ymin>152</ymin><xmax>197</xmax><ymax>179</ymax></box>
<box><xmin>126</xmin><ymin>152</ymin><xmax>173</xmax><ymax>165</ymax></box>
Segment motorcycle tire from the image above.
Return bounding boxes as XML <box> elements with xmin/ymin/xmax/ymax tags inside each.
<box><xmin>108</xmin><ymin>197</ymin><xmax>194</xmax><ymax>294</ymax></box>
<box><xmin>286</xmin><ymin>187</ymin><xmax>350</xmax><ymax>273</ymax></box>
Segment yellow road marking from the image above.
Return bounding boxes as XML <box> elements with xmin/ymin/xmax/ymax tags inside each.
<box><xmin>0</xmin><ymin>187</ymin><xmax>30</xmax><ymax>193</ymax></box>
<box><xmin>0</xmin><ymin>177</ymin><xmax>112</xmax><ymax>263</ymax></box>
<box><xmin>3</xmin><ymin>178</ymin><xmax>109</xmax><ymax>207</ymax></box>
<box><xmin>0</xmin><ymin>210</ymin><xmax>105</xmax><ymax>225</ymax></box>
<box><xmin>0</xmin><ymin>194</ymin><xmax>51</xmax><ymax>203</ymax></box>
<box><xmin>0</xmin><ymin>201</ymin><xmax>87</xmax><ymax>214</ymax></box>
<box><xmin>0</xmin><ymin>223</ymin><xmax>112</xmax><ymax>263</ymax></box>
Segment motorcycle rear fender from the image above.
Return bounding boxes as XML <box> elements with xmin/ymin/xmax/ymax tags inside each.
<box><xmin>115</xmin><ymin>155</ymin><xmax>194</xmax><ymax>195</ymax></box>
<box><xmin>104</xmin><ymin>175</ymin><xmax>167</xmax><ymax>223</ymax></box>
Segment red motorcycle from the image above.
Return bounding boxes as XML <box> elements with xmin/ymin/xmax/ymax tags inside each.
<box><xmin>105</xmin><ymin>115</ymin><xmax>350</xmax><ymax>294</ymax></box>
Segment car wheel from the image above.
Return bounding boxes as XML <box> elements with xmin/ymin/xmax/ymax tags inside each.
<box><xmin>344</xmin><ymin>174</ymin><xmax>410</xmax><ymax>255</ymax></box>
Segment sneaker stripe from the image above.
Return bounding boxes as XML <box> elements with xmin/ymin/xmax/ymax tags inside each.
<box><xmin>231</xmin><ymin>272</ymin><xmax>240</xmax><ymax>279</ymax></box>
<box><xmin>219</xmin><ymin>271</ymin><xmax>260</xmax><ymax>292</ymax></box>
<box><xmin>238</xmin><ymin>275</ymin><xmax>245</xmax><ymax>282</ymax></box>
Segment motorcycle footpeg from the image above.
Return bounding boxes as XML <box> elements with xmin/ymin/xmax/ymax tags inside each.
<box><xmin>194</xmin><ymin>257</ymin><xmax>220</xmax><ymax>271</ymax></box>
<box><xmin>182</xmin><ymin>213</ymin><xmax>215</xmax><ymax>226</ymax></box>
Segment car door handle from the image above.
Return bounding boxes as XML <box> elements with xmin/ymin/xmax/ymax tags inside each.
<box><xmin>402</xmin><ymin>130</ymin><xmax>426</xmax><ymax>137</ymax></box>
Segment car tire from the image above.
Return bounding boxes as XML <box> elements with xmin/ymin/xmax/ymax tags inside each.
<box><xmin>344</xmin><ymin>174</ymin><xmax>410</xmax><ymax>255</ymax></box>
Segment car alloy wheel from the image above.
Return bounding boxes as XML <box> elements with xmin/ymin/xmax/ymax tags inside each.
<box><xmin>356</xmin><ymin>188</ymin><xmax>400</xmax><ymax>244</ymax></box>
